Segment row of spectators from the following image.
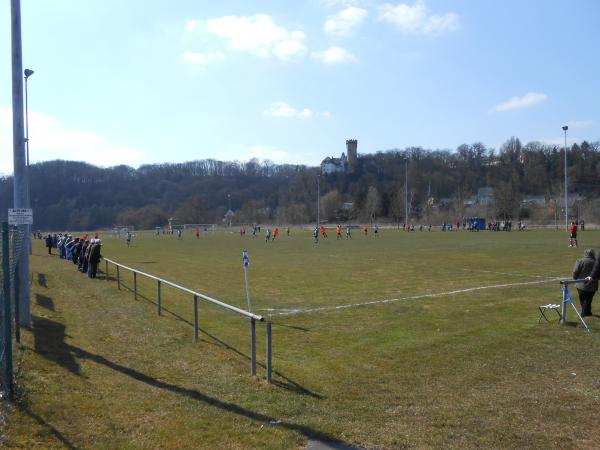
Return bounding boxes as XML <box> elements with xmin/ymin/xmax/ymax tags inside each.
<box><xmin>45</xmin><ymin>233</ymin><xmax>103</xmax><ymax>279</ymax></box>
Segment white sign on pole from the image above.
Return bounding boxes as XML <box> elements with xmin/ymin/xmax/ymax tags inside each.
<box><xmin>8</xmin><ymin>208</ymin><xmax>33</xmax><ymax>225</ymax></box>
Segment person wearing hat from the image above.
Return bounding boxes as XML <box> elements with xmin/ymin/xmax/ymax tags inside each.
<box><xmin>573</xmin><ymin>248</ymin><xmax>597</xmax><ymax>317</ymax></box>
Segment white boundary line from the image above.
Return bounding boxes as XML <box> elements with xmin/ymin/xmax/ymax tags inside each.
<box><xmin>458</xmin><ymin>268</ymin><xmax>558</xmax><ymax>280</ymax></box>
<box><xmin>262</xmin><ymin>277</ymin><xmax>562</xmax><ymax>317</ymax></box>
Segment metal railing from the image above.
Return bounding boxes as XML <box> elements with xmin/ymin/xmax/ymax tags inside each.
<box><xmin>102</xmin><ymin>258</ymin><xmax>272</xmax><ymax>382</ymax></box>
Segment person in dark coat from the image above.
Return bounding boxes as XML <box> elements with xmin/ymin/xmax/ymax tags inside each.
<box><xmin>87</xmin><ymin>239</ymin><xmax>102</xmax><ymax>279</ymax></box>
<box><xmin>45</xmin><ymin>234</ymin><xmax>53</xmax><ymax>254</ymax></box>
<box><xmin>575</xmin><ymin>249</ymin><xmax>598</xmax><ymax>317</ymax></box>
<box><xmin>71</xmin><ymin>238</ymin><xmax>82</xmax><ymax>264</ymax></box>
<box><xmin>80</xmin><ymin>240</ymin><xmax>91</xmax><ymax>273</ymax></box>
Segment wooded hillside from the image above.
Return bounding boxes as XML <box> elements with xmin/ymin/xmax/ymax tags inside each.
<box><xmin>1</xmin><ymin>137</ymin><xmax>599</xmax><ymax>230</ymax></box>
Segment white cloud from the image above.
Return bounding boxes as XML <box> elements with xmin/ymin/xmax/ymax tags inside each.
<box><xmin>324</xmin><ymin>6</ymin><xmax>368</xmax><ymax>36</ymax></box>
<box><xmin>378</xmin><ymin>0</ymin><xmax>459</xmax><ymax>34</ymax></box>
<box><xmin>264</xmin><ymin>102</ymin><xmax>298</xmax><ymax>118</ymax></box>
<box><xmin>182</xmin><ymin>51</ymin><xmax>225</xmax><ymax>64</ymax></box>
<box><xmin>0</xmin><ymin>107</ymin><xmax>144</xmax><ymax>174</ymax></box>
<box><xmin>311</xmin><ymin>46</ymin><xmax>358</xmax><ymax>64</ymax></box>
<box><xmin>185</xmin><ymin>20</ymin><xmax>198</xmax><ymax>32</ymax></box>
<box><xmin>494</xmin><ymin>92</ymin><xmax>548</xmax><ymax>112</ymax></box>
<box><xmin>566</xmin><ymin>120</ymin><xmax>594</xmax><ymax>129</ymax></box>
<box><xmin>263</xmin><ymin>102</ymin><xmax>333</xmax><ymax>119</ymax></box>
<box><xmin>205</xmin><ymin>14</ymin><xmax>306</xmax><ymax>60</ymax></box>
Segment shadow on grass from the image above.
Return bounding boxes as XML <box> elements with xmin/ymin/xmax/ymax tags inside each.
<box><xmin>67</xmin><ymin>343</ymin><xmax>343</xmax><ymax>446</ymax></box>
<box><xmin>35</xmin><ymin>294</ymin><xmax>55</xmax><ymax>311</ymax></box>
<box><xmin>37</xmin><ymin>273</ymin><xmax>48</xmax><ymax>288</ymax></box>
<box><xmin>32</xmin><ymin>315</ymin><xmax>82</xmax><ymax>377</ymax></box>
<box><xmin>115</xmin><ymin>286</ymin><xmax>323</xmax><ymax>399</ymax></box>
<box><xmin>17</xmin><ymin>405</ymin><xmax>80</xmax><ymax>450</ymax></box>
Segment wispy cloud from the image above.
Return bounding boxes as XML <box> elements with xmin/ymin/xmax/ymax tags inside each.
<box><xmin>202</xmin><ymin>14</ymin><xmax>307</xmax><ymax>61</ymax></box>
<box><xmin>263</xmin><ymin>102</ymin><xmax>333</xmax><ymax>119</ymax></box>
<box><xmin>311</xmin><ymin>46</ymin><xmax>358</xmax><ymax>64</ymax></box>
<box><xmin>0</xmin><ymin>107</ymin><xmax>144</xmax><ymax>174</ymax></box>
<box><xmin>182</xmin><ymin>51</ymin><xmax>225</xmax><ymax>64</ymax></box>
<box><xmin>566</xmin><ymin>120</ymin><xmax>594</xmax><ymax>129</ymax></box>
<box><xmin>494</xmin><ymin>92</ymin><xmax>548</xmax><ymax>112</ymax></box>
<box><xmin>378</xmin><ymin>0</ymin><xmax>459</xmax><ymax>35</ymax></box>
<box><xmin>324</xmin><ymin>6</ymin><xmax>368</xmax><ymax>36</ymax></box>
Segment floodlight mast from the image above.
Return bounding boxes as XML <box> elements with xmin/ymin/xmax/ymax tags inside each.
<box><xmin>316</xmin><ymin>174</ymin><xmax>320</xmax><ymax>238</ymax></box>
<box><xmin>563</xmin><ymin>125</ymin><xmax>568</xmax><ymax>231</ymax></box>
<box><xmin>11</xmin><ymin>0</ymin><xmax>31</xmax><ymax>327</ymax></box>
<box><xmin>405</xmin><ymin>158</ymin><xmax>408</xmax><ymax>226</ymax></box>
<box><xmin>24</xmin><ymin>68</ymin><xmax>34</xmax><ymax>256</ymax></box>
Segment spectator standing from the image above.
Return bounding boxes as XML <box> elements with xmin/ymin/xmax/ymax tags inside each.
<box><xmin>573</xmin><ymin>249</ymin><xmax>597</xmax><ymax>317</ymax></box>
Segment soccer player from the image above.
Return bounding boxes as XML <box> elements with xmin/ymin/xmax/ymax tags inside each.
<box><xmin>336</xmin><ymin>225</ymin><xmax>342</xmax><ymax>240</ymax></box>
<box><xmin>346</xmin><ymin>225</ymin><xmax>352</xmax><ymax>239</ymax></box>
<box><xmin>320</xmin><ymin>225</ymin><xmax>328</xmax><ymax>239</ymax></box>
<box><xmin>374</xmin><ymin>225</ymin><xmax>379</xmax><ymax>237</ymax></box>
<box><xmin>313</xmin><ymin>226</ymin><xmax>319</xmax><ymax>243</ymax></box>
<box><xmin>363</xmin><ymin>225</ymin><xmax>368</xmax><ymax>236</ymax></box>
<box><xmin>177</xmin><ymin>229</ymin><xmax>182</xmax><ymax>239</ymax></box>
<box><xmin>195</xmin><ymin>228</ymin><xmax>200</xmax><ymax>239</ymax></box>
<box><xmin>569</xmin><ymin>221</ymin><xmax>578</xmax><ymax>247</ymax></box>
<box><xmin>265</xmin><ymin>228</ymin><xmax>271</xmax><ymax>243</ymax></box>
<box><xmin>286</xmin><ymin>227</ymin><xmax>290</xmax><ymax>237</ymax></box>
<box><xmin>126</xmin><ymin>231</ymin><xmax>132</xmax><ymax>247</ymax></box>
<box><xmin>272</xmin><ymin>227</ymin><xmax>279</xmax><ymax>241</ymax></box>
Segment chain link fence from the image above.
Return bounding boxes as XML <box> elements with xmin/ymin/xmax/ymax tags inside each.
<box><xmin>0</xmin><ymin>224</ymin><xmax>25</xmax><ymax>400</ymax></box>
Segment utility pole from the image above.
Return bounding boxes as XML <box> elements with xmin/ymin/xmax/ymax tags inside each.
<box><xmin>316</xmin><ymin>175</ymin><xmax>321</xmax><ymax>231</ymax></box>
<box><xmin>11</xmin><ymin>0</ymin><xmax>30</xmax><ymax>326</ymax></box>
<box><xmin>562</xmin><ymin>125</ymin><xmax>568</xmax><ymax>231</ymax></box>
<box><xmin>404</xmin><ymin>160</ymin><xmax>408</xmax><ymax>225</ymax></box>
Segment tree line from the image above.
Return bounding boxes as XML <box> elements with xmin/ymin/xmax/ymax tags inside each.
<box><xmin>1</xmin><ymin>137</ymin><xmax>599</xmax><ymax>230</ymax></box>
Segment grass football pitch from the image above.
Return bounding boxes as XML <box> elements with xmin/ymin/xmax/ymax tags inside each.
<box><xmin>6</xmin><ymin>228</ymin><xmax>600</xmax><ymax>449</ymax></box>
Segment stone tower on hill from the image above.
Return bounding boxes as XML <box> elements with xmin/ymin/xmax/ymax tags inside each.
<box><xmin>346</xmin><ymin>139</ymin><xmax>357</xmax><ymax>173</ymax></box>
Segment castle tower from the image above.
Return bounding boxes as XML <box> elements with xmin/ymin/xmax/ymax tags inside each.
<box><xmin>346</xmin><ymin>139</ymin><xmax>357</xmax><ymax>173</ymax></box>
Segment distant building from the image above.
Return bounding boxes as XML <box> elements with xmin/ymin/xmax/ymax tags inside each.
<box><xmin>321</xmin><ymin>139</ymin><xmax>358</xmax><ymax>175</ymax></box>
<box><xmin>477</xmin><ymin>187</ymin><xmax>494</xmax><ymax>205</ymax></box>
<box><xmin>346</xmin><ymin>139</ymin><xmax>358</xmax><ymax>173</ymax></box>
<box><xmin>321</xmin><ymin>155</ymin><xmax>347</xmax><ymax>174</ymax></box>
<box><xmin>521</xmin><ymin>196</ymin><xmax>547</xmax><ymax>207</ymax></box>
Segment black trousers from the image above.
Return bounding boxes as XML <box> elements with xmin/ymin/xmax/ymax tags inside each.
<box><xmin>577</xmin><ymin>289</ymin><xmax>595</xmax><ymax>316</ymax></box>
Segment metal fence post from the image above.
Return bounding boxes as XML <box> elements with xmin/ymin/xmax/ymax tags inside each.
<box><xmin>561</xmin><ymin>284</ymin><xmax>567</xmax><ymax>325</ymax></box>
<box><xmin>133</xmin><ymin>272</ymin><xmax>137</xmax><ymax>300</ymax></box>
<box><xmin>105</xmin><ymin>260</ymin><xmax>109</xmax><ymax>281</ymax></box>
<box><xmin>251</xmin><ymin>318</ymin><xmax>256</xmax><ymax>376</ymax></box>
<box><xmin>193</xmin><ymin>295</ymin><xmax>199</xmax><ymax>340</ymax></box>
<box><xmin>13</xmin><ymin>262</ymin><xmax>20</xmax><ymax>344</ymax></box>
<box><xmin>266</xmin><ymin>322</ymin><xmax>272</xmax><ymax>383</ymax></box>
<box><xmin>157</xmin><ymin>280</ymin><xmax>161</xmax><ymax>316</ymax></box>
<box><xmin>2</xmin><ymin>222</ymin><xmax>14</xmax><ymax>400</ymax></box>
<box><xmin>116</xmin><ymin>266</ymin><xmax>120</xmax><ymax>290</ymax></box>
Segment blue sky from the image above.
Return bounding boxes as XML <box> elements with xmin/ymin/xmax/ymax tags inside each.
<box><xmin>1</xmin><ymin>0</ymin><xmax>599</xmax><ymax>174</ymax></box>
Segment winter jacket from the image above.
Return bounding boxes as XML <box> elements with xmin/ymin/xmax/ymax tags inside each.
<box><xmin>573</xmin><ymin>249</ymin><xmax>598</xmax><ymax>292</ymax></box>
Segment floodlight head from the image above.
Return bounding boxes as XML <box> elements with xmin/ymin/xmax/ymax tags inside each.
<box><xmin>24</xmin><ymin>69</ymin><xmax>34</xmax><ymax>78</ymax></box>
<box><xmin>562</xmin><ymin>125</ymin><xmax>568</xmax><ymax>131</ymax></box>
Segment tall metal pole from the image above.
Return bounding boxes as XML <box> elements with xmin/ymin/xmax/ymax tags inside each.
<box><xmin>227</xmin><ymin>194</ymin><xmax>231</xmax><ymax>226</ymax></box>
<box><xmin>316</xmin><ymin>175</ymin><xmax>320</xmax><ymax>236</ymax></box>
<box><xmin>24</xmin><ymin>69</ymin><xmax>33</xmax><ymax>256</ymax></box>
<box><xmin>563</xmin><ymin>125</ymin><xmax>569</xmax><ymax>231</ymax></box>
<box><xmin>11</xmin><ymin>0</ymin><xmax>31</xmax><ymax>327</ymax></box>
<box><xmin>404</xmin><ymin>160</ymin><xmax>408</xmax><ymax>225</ymax></box>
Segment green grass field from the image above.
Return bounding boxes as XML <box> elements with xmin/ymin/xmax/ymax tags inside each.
<box><xmin>5</xmin><ymin>229</ymin><xmax>600</xmax><ymax>449</ymax></box>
